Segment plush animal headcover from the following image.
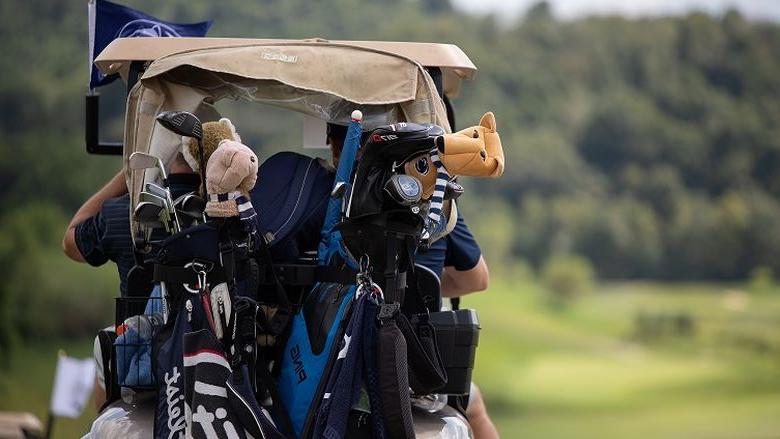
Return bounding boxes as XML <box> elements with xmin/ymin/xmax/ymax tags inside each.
<box><xmin>439</xmin><ymin>112</ymin><xmax>504</xmax><ymax>177</ymax></box>
<box><xmin>182</xmin><ymin>118</ymin><xmax>241</xmax><ymax>172</ymax></box>
<box><xmin>204</xmin><ymin>140</ymin><xmax>258</xmax><ymax>218</ymax></box>
<box><xmin>404</xmin><ymin>112</ymin><xmax>505</xmax><ymax>198</ymax></box>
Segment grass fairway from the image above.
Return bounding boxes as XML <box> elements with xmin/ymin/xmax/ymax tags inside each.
<box><xmin>1</xmin><ymin>282</ymin><xmax>778</xmax><ymax>438</ymax></box>
<box><xmin>467</xmin><ymin>281</ymin><xmax>780</xmax><ymax>438</ymax></box>
<box><xmin>0</xmin><ymin>338</ymin><xmax>96</xmax><ymax>439</ymax></box>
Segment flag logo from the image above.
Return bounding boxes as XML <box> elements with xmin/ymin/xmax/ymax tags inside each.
<box><xmin>117</xmin><ymin>19</ymin><xmax>184</xmax><ymax>38</ymax></box>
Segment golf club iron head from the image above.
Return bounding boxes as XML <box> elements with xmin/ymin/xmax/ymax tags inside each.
<box><xmin>133</xmin><ymin>201</ymin><xmax>166</xmax><ymax>230</ymax></box>
<box><xmin>145</xmin><ymin>183</ymin><xmax>168</xmax><ymax>199</ymax></box>
<box><xmin>139</xmin><ymin>192</ymin><xmax>177</xmax><ymax>234</ymax></box>
<box><xmin>139</xmin><ymin>179</ymin><xmax>181</xmax><ymax>233</ymax></box>
<box><xmin>140</xmin><ymin>191</ymin><xmax>175</xmax><ymax>220</ymax></box>
<box><xmin>128</xmin><ymin>152</ymin><xmax>168</xmax><ymax>181</ymax></box>
<box><xmin>140</xmin><ymin>191</ymin><xmax>167</xmax><ymax>206</ymax></box>
<box><xmin>174</xmin><ymin>193</ymin><xmax>207</xmax><ymax>224</ymax></box>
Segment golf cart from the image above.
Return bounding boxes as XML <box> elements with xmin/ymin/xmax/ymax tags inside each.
<box><xmin>85</xmin><ymin>37</ymin><xmax>483</xmax><ymax>438</ymax></box>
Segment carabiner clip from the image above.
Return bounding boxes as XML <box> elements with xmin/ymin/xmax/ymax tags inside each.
<box><xmin>184</xmin><ymin>261</ymin><xmax>209</xmax><ymax>294</ymax></box>
<box><xmin>197</xmin><ymin>270</ymin><xmax>208</xmax><ymax>293</ymax></box>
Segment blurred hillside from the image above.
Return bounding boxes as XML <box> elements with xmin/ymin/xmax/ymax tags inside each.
<box><xmin>2</xmin><ymin>0</ymin><xmax>780</xmax><ymax>348</ymax></box>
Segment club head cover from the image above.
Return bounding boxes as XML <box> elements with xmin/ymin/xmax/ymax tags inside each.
<box><xmin>436</xmin><ymin>112</ymin><xmax>504</xmax><ymax>177</ymax></box>
<box><xmin>182</xmin><ymin>118</ymin><xmax>241</xmax><ymax>172</ymax></box>
<box><xmin>204</xmin><ymin>140</ymin><xmax>259</xmax><ymax>217</ymax></box>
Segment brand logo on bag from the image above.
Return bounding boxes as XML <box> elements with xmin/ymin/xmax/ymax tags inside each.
<box><xmin>165</xmin><ymin>367</ymin><xmax>186</xmax><ymax>438</ymax></box>
<box><xmin>372</xmin><ymin>133</ymin><xmax>398</xmax><ymax>143</ymax></box>
<box><xmin>261</xmin><ymin>51</ymin><xmax>298</xmax><ymax>63</ymax></box>
<box><xmin>290</xmin><ymin>345</ymin><xmax>308</xmax><ymax>384</ymax></box>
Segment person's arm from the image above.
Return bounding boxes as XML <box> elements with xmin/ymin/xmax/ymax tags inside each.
<box><xmin>440</xmin><ymin>255</ymin><xmax>489</xmax><ymax>298</ymax></box>
<box><xmin>62</xmin><ymin>170</ymin><xmax>127</xmax><ymax>262</ymax></box>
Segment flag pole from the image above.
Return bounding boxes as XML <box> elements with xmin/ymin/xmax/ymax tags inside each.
<box><xmin>87</xmin><ymin>0</ymin><xmax>96</xmax><ymax>94</ymax></box>
<box><xmin>44</xmin><ymin>414</ymin><xmax>54</xmax><ymax>439</ymax></box>
<box><xmin>45</xmin><ymin>349</ymin><xmax>66</xmax><ymax>439</ymax></box>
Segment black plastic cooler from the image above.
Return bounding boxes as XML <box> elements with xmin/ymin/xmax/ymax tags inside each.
<box><xmin>427</xmin><ymin>309</ymin><xmax>480</xmax><ymax>395</ymax></box>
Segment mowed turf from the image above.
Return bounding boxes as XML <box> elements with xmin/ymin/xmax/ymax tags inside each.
<box><xmin>467</xmin><ymin>281</ymin><xmax>780</xmax><ymax>438</ymax></box>
<box><xmin>0</xmin><ymin>338</ymin><xmax>96</xmax><ymax>439</ymax></box>
<box><xmin>1</xmin><ymin>282</ymin><xmax>778</xmax><ymax>438</ymax></box>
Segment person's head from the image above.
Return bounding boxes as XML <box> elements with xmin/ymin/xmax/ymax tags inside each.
<box><xmin>326</xmin><ymin>122</ymin><xmax>370</xmax><ymax>167</ymax></box>
<box><xmin>169</xmin><ymin>152</ymin><xmax>195</xmax><ymax>174</ymax></box>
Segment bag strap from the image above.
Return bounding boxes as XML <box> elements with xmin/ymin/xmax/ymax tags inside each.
<box><xmin>256</xmin><ymin>264</ymin><xmax>357</xmax><ymax>286</ymax></box>
<box><xmin>376</xmin><ymin>303</ymin><xmax>415</xmax><ymax>439</ymax></box>
<box><xmin>153</xmin><ymin>264</ymin><xmax>226</xmax><ymax>285</ymax></box>
<box><xmin>255</xmin><ymin>236</ymin><xmax>292</xmax><ymax>336</ymax></box>
<box><xmin>397</xmin><ymin>313</ymin><xmax>447</xmax><ymax>394</ymax></box>
<box><xmin>383</xmin><ymin>233</ymin><xmax>401</xmax><ymax>303</ymax></box>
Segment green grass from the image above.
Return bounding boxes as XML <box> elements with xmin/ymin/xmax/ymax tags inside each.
<box><xmin>2</xmin><ymin>281</ymin><xmax>779</xmax><ymax>438</ymax></box>
<box><xmin>0</xmin><ymin>338</ymin><xmax>96</xmax><ymax>439</ymax></box>
<box><xmin>467</xmin><ymin>281</ymin><xmax>780</xmax><ymax>438</ymax></box>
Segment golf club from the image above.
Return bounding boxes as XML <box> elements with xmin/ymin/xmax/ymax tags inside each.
<box><xmin>156</xmin><ymin>111</ymin><xmax>205</xmax><ymax>197</ymax></box>
<box><xmin>174</xmin><ymin>192</ymin><xmax>207</xmax><ymax>225</ymax></box>
<box><xmin>133</xmin><ymin>201</ymin><xmax>167</xmax><ymax>231</ymax></box>
<box><xmin>129</xmin><ymin>152</ymin><xmax>181</xmax><ymax>232</ymax></box>
<box><xmin>145</xmin><ymin>182</ymin><xmax>168</xmax><ymax>199</ymax></box>
<box><xmin>140</xmin><ymin>192</ymin><xmax>177</xmax><ymax>233</ymax></box>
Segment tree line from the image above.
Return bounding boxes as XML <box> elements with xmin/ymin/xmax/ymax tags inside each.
<box><xmin>2</xmin><ymin>1</ymin><xmax>780</xmax><ymax>314</ymax></box>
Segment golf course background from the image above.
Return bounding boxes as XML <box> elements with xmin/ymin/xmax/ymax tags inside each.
<box><xmin>2</xmin><ymin>0</ymin><xmax>780</xmax><ymax>437</ymax></box>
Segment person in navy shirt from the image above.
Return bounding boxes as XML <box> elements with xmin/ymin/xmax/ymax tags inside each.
<box><xmin>415</xmin><ymin>211</ymin><xmax>489</xmax><ymax>297</ymax></box>
<box><xmin>62</xmin><ymin>153</ymin><xmax>199</xmax><ymax>409</ymax></box>
<box><xmin>62</xmin><ymin>153</ymin><xmax>200</xmax><ymax>296</ymax></box>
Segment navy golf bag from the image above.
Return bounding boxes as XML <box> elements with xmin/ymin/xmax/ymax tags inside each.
<box><xmin>272</xmin><ymin>119</ymin><xmax>461</xmax><ymax>439</ymax></box>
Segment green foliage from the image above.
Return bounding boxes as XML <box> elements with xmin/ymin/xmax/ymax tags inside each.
<box><xmin>0</xmin><ymin>204</ymin><xmax>68</xmax><ymax>360</ymax></box>
<box><xmin>0</xmin><ymin>205</ymin><xmax>115</xmax><ymax>363</ymax></box>
<box><xmin>540</xmin><ymin>253</ymin><xmax>595</xmax><ymax>305</ymax></box>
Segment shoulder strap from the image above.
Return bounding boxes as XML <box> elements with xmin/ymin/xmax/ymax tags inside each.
<box><xmin>397</xmin><ymin>313</ymin><xmax>447</xmax><ymax>394</ymax></box>
<box><xmin>257</xmin><ymin>264</ymin><xmax>357</xmax><ymax>286</ymax></box>
<box><xmin>255</xmin><ymin>236</ymin><xmax>292</xmax><ymax>336</ymax></box>
<box><xmin>376</xmin><ymin>303</ymin><xmax>415</xmax><ymax>439</ymax></box>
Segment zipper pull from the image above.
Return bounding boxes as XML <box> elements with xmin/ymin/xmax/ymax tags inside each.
<box><xmin>215</xmin><ymin>294</ymin><xmax>227</xmax><ymax>340</ymax></box>
<box><xmin>186</xmin><ymin>299</ymin><xmax>193</xmax><ymax>322</ymax></box>
<box><xmin>218</xmin><ymin>295</ymin><xmax>225</xmax><ymax>316</ymax></box>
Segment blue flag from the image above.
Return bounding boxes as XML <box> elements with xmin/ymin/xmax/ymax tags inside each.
<box><xmin>88</xmin><ymin>0</ymin><xmax>212</xmax><ymax>89</ymax></box>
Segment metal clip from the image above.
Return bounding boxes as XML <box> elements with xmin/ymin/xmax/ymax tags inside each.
<box><xmin>197</xmin><ymin>270</ymin><xmax>207</xmax><ymax>293</ymax></box>
<box><xmin>183</xmin><ymin>261</ymin><xmax>209</xmax><ymax>293</ymax></box>
<box><xmin>356</xmin><ymin>255</ymin><xmax>373</xmax><ymax>287</ymax></box>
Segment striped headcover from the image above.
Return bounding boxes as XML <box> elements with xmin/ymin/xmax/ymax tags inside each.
<box><xmin>427</xmin><ymin>148</ymin><xmax>450</xmax><ymax>232</ymax></box>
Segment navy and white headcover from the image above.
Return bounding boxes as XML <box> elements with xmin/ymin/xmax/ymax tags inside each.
<box><xmin>425</xmin><ymin>148</ymin><xmax>450</xmax><ymax>237</ymax></box>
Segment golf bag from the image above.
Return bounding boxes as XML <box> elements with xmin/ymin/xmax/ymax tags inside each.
<box><xmin>148</xmin><ymin>220</ymin><xmax>284</xmax><ymax>439</ymax></box>
<box><xmin>274</xmin><ymin>118</ymin><xmax>456</xmax><ymax>439</ymax></box>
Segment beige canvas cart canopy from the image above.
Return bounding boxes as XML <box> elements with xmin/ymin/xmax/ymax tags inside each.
<box><xmin>94</xmin><ymin>38</ymin><xmax>474</xmax><ymax>236</ymax></box>
<box><xmin>95</xmin><ymin>37</ymin><xmax>476</xmax><ymax>97</ymax></box>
